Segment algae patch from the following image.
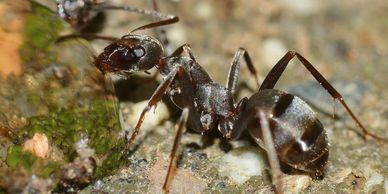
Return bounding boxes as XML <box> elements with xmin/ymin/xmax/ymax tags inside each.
<box><xmin>6</xmin><ymin>145</ymin><xmax>60</xmax><ymax>178</ymax></box>
<box><xmin>19</xmin><ymin>1</ymin><xmax>65</xmax><ymax>69</ymax></box>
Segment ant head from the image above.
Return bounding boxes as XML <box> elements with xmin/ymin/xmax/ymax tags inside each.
<box><xmin>94</xmin><ymin>34</ymin><xmax>164</xmax><ymax>76</ymax></box>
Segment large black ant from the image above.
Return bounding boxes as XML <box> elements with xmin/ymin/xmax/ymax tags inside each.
<box><xmin>67</xmin><ymin>18</ymin><xmax>388</xmax><ymax>193</ymax></box>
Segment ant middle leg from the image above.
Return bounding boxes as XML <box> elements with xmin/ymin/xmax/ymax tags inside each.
<box><xmin>226</xmin><ymin>48</ymin><xmax>261</xmax><ymax>95</ymax></box>
<box><xmin>259</xmin><ymin>51</ymin><xmax>387</xmax><ymax>143</ymax></box>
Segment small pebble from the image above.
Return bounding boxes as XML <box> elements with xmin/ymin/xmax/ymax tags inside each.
<box><xmin>93</xmin><ymin>180</ymin><xmax>104</xmax><ymax>190</ymax></box>
<box><xmin>124</xmin><ymin>100</ymin><xmax>169</xmax><ymax>131</ymax></box>
<box><xmin>282</xmin><ymin>175</ymin><xmax>312</xmax><ymax>194</ymax></box>
<box><xmin>364</xmin><ymin>173</ymin><xmax>384</xmax><ymax>192</ymax></box>
<box><xmin>217</xmin><ymin>146</ymin><xmax>266</xmax><ymax>185</ymax></box>
<box><xmin>23</xmin><ymin>133</ymin><xmax>49</xmax><ymax>159</ymax></box>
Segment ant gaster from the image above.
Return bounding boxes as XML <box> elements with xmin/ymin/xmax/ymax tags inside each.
<box><xmin>92</xmin><ymin>23</ymin><xmax>388</xmax><ymax>193</ymax></box>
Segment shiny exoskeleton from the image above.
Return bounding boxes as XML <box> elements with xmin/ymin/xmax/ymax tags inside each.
<box><xmin>93</xmin><ymin>33</ymin><xmax>387</xmax><ymax>193</ymax></box>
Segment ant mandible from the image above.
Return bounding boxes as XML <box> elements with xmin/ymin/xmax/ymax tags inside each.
<box><xmin>90</xmin><ymin>21</ymin><xmax>388</xmax><ymax>193</ymax></box>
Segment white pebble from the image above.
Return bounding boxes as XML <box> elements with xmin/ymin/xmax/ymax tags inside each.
<box><xmin>282</xmin><ymin>175</ymin><xmax>312</xmax><ymax>194</ymax></box>
<box><xmin>217</xmin><ymin>146</ymin><xmax>267</xmax><ymax>185</ymax></box>
<box><xmin>125</xmin><ymin>101</ymin><xmax>170</xmax><ymax>131</ymax></box>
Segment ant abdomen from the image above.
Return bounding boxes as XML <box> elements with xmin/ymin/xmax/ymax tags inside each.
<box><xmin>235</xmin><ymin>89</ymin><xmax>329</xmax><ymax>177</ymax></box>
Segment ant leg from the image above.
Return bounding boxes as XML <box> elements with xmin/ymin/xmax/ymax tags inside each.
<box><xmin>162</xmin><ymin>108</ymin><xmax>189</xmax><ymax>193</ymax></box>
<box><xmin>126</xmin><ymin>67</ymin><xmax>180</xmax><ymax>148</ymax></box>
<box><xmin>257</xmin><ymin>110</ymin><xmax>283</xmax><ymax>194</ymax></box>
<box><xmin>260</xmin><ymin>51</ymin><xmax>387</xmax><ymax>143</ymax></box>
<box><xmin>170</xmin><ymin>44</ymin><xmax>197</xmax><ymax>62</ymax></box>
<box><xmin>126</xmin><ymin>66</ymin><xmax>203</xmax><ymax>149</ymax></box>
<box><xmin>226</xmin><ymin>48</ymin><xmax>260</xmax><ymax>95</ymax></box>
<box><xmin>97</xmin><ymin>4</ymin><xmax>179</xmax><ymax>33</ymax></box>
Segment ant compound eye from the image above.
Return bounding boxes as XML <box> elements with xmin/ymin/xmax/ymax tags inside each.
<box><xmin>117</xmin><ymin>47</ymin><xmax>136</xmax><ymax>62</ymax></box>
<box><xmin>132</xmin><ymin>46</ymin><xmax>145</xmax><ymax>58</ymax></box>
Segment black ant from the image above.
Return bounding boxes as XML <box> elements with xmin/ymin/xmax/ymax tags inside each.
<box><xmin>75</xmin><ymin>20</ymin><xmax>388</xmax><ymax>193</ymax></box>
<box><xmin>54</xmin><ymin>0</ymin><xmax>178</xmax><ymax>102</ymax></box>
<box><xmin>55</xmin><ymin>0</ymin><xmax>177</xmax><ymax>33</ymax></box>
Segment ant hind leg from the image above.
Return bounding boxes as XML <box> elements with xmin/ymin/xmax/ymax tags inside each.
<box><xmin>259</xmin><ymin>51</ymin><xmax>387</xmax><ymax>143</ymax></box>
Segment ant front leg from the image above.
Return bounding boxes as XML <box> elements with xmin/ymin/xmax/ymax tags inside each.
<box><xmin>126</xmin><ymin>67</ymin><xmax>179</xmax><ymax>148</ymax></box>
<box><xmin>126</xmin><ymin>66</ymin><xmax>203</xmax><ymax>149</ymax></box>
<box><xmin>260</xmin><ymin>51</ymin><xmax>387</xmax><ymax>143</ymax></box>
<box><xmin>226</xmin><ymin>48</ymin><xmax>261</xmax><ymax>95</ymax></box>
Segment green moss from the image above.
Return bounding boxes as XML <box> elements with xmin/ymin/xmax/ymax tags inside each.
<box><xmin>19</xmin><ymin>1</ymin><xmax>66</xmax><ymax>68</ymax></box>
<box><xmin>6</xmin><ymin>145</ymin><xmax>60</xmax><ymax>178</ymax></box>
<box><xmin>94</xmin><ymin>144</ymin><xmax>126</xmax><ymax>179</ymax></box>
<box><xmin>10</xmin><ymin>98</ymin><xmax>125</xmax><ymax>179</ymax></box>
<box><xmin>6</xmin><ymin>146</ymin><xmax>36</xmax><ymax>169</ymax></box>
<box><xmin>18</xmin><ymin>99</ymin><xmax>121</xmax><ymax>158</ymax></box>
